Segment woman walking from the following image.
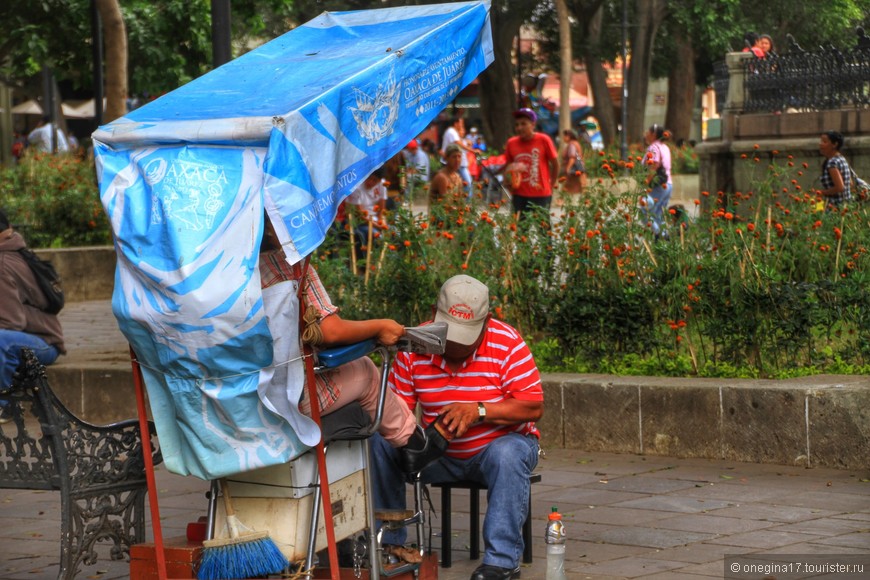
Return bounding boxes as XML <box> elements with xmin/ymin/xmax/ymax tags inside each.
<box><xmin>818</xmin><ymin>130</ymin><xmax>852</xmax><ymax>209</ymax></box>
<box><xmin>560</xmin><ymin>129</ymin><xmax>586</xmax><ymax>194</ymax></box>
<box><xmin>642</xmin><ymin>124</ymin><xmax>672</xmax><ymax>240</ymax></box>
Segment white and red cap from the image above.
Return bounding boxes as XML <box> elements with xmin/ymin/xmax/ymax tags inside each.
<box><xmin>434</xmin><ymin>275</ymin><xmax>489</xmax><ymax>346</ymax></box>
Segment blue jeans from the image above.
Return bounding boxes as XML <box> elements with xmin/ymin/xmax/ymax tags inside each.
<box><xmin>644</xmin><ymin>182</ymin><xmax>673</xmax><ymax>236</ymax></box>
<box><xmin>0</xmin><ymin>330</ymin><xmax>60</xmax><ymax>392</ymax></box>
<box><xmin>371</xmin><ymin>432</ymin><xmax>540</xmax><ymax>569</ymax></box>
<box><xmin>458</xmin><ymin>166</ymin><xmax>473</xmax><ymax>200</ymax></box>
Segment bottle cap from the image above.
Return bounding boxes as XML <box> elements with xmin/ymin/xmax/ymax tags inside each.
<box><xmin>548</xmin><ymin>506</ymin><xmax>561</xmax><ymax>520</ymax></box>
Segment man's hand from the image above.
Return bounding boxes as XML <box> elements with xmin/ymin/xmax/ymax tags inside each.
<box><xmin>436</xmin><ymin>402</ymin><xmax>481</xmax><ymax>439</ymax></box>
<box><xmin>376</xmin><ymin>319</ymin><xmax>405</xmax><ymax>346</ymax></box>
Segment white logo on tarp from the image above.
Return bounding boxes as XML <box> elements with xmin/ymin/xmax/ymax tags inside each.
<box><xmin>349</xmin><ymin>68</ymin><xmax>400</xmax><ymax>145</ymax></box>
<box><xmin>145</xmin><ymin>158</ymin><xmax>229</xmax><ymax>230</ymax></box>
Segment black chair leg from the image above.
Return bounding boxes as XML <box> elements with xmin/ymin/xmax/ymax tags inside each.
<box><xmin>470</xmin><ymin>488</ymin><xmax>480</xmax><ymax>560</ymax></box>
<box><xmin>441</xmin><ymin>487</ymin><xmax>452</xmax><ymax>568</ymax></box>
<box><xmin>522</xmin><ymin>490</ymin><xmax>533</xmax><ymax>564</ymax></box>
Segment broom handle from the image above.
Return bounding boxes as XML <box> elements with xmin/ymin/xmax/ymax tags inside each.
<box><xmin>219</xmin><ymin>478</ymin><xmax>242</xmax><ymax>539</ymax></box>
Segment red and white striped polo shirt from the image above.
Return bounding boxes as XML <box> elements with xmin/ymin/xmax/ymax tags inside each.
<box><xmin>388</xmin><ymin>318</ymin><xmax>543</xmax><ymax>458</ymax></box>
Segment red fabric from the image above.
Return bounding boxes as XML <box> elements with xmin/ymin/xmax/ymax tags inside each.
<box><xmin>388</xmin><ymin>319</ymin><xmax>543</xmax><ymax>458</ymax></box>
<box><xmin>504</xmin><ymin>133</ymin><xmax>558</xmax><ymax>197</ymax></box>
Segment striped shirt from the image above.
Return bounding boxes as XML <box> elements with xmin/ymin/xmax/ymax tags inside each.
<box><xmin>258</xmin><ymin>250</ymin><xmax>340</xmax><ymax>412</ymax></box>
<box><xmin>388</xmin><ymin>318</ymin><xmax>543</xmax><ymax>458</ymax></box>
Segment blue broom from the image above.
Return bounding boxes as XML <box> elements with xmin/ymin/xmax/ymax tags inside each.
<box><xmin>197</xmin><ymin>478</ymin><xmax>289</xmax><ymax>580</ymax></box>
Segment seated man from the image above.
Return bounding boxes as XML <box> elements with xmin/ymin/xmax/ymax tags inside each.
<box><xmin>0</xmin><ymin>209</ymin><xmax>66</xmax><ymax>422</ymax></box>
<box><xmin>258</xmin><ymin>216</ymin><xmax>427</xmax><ymax>452</ymax></box>
<box><xmin>371</xmin><ymin>275</ymin><xmax>544</xmax><ymax>580</ymax></box>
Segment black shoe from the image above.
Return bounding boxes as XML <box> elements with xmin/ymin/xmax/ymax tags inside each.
<box><xmin>0</xmin><ymin>404</ymin><xmax>13</xmax><ymax>425</ymax></box>
<box><xmin>399</xmin><ymin>423</ymin><xmax>449</xmax><ymax>473</ymax></box>
<box><xmin>469</xmin><ymin>564</ymin><xmax>521</xmax><ymax>580</ymax></box>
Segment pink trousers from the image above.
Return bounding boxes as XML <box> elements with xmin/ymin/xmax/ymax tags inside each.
<box><xmin>301</xmin><ymin>357</ymin><xmax>417</xmax><ymax>447</ymax></box>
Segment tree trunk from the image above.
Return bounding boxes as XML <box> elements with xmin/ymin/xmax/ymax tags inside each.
<box><xmin>478</xmin><ymin>0</ymin><xmax>529</xmax><ymax>151</ymax></box>
<box><xmin>665</xmin><ymin>32</ymin><xmax>696</xmax><ymax>145</ymax></box>
<box><xmin>555</xmin><ymin>0</ymin><xmax>572</xmax><ymax>136</ymax></box>
<box><xmin>95</xmin><ymin>0</ymin><xmax>127</xmax><ymax>123</ymax></box>
<box><xmin>625</xmin><ymin>0</ymin><xmax>666</xmax><ymax>145</ymax></box>
<box><xmin>583</xmin><ymin>4</ymin><xmax>618</xmax><ymax>148</ymax></box>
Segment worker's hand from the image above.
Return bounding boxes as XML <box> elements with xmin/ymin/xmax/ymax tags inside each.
<box><xmin>376</xmin><ymin>319</ymin><xmax>405</xmax><ymax>346</ymax></box>
<box><xmin>436</xmin><ymin>402</ymin><xmax>481</xmax><ymax>439</ymax></box>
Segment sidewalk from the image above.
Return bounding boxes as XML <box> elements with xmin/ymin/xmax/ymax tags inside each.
<box><xmin>1</xmin><ymin>449</ymin><xmax>868</xmax><ymax>579</ymax></box>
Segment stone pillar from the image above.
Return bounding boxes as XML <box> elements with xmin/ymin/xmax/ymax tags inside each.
<box><xmin>722</xmin><ymin>52</ymin><xmax>752</xmax><ymax>141</ymax></box>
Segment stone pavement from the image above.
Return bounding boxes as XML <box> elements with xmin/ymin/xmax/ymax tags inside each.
<box><xmin>5</xmin><ymin>298</ymin><xmax>867</xmax><ymax>578</ymax></box>
<box><xmin>1</xmin><ymin>449</ymin><xmax>869</xmax><ymax>579</ymax></box>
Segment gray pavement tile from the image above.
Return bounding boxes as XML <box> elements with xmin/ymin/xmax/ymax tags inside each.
<box><xmin>675</xmin><ymin>559</ymin><xmax>731</xmax><ymax>577</ymax></box>
<box><xmin>571</xmin><ymin>555</ymin><xmax>687</xmax><ymax>578</ymax></box>
<box><xmin>808</xmin><ymin>531</ymin><xmax>870</xmax><ymax>550</ymax></box>
<box><xmin>555</xmin><ymin>540</ymin><xmax>652</xmax><ymax>564</ymax></box>
<box><xmin>649</xmin><ymin>513</ymin><xmax>777</xmax><ymax>535</ymax></box>
<box><xmin>529</xmin><ymin>466</ymin><xmax>608</xmax><ymax>487</ymax></box>
<box><xmin>642</xmin><ymin>542</ymin><xmax>754</xmax><ymax>565</ymax></box>
<box><xmin>612</xmin><ymin>496</ymin><xmax>734</xmax><ymax>514</ymax></box>
<box><xmin>584</xmin><ymin>527</ymin><xmax>717</xmax><ymax>549</ymax></box>
<box><xmin>710</xmin><ymin>504</ymin><xmax>837</xmax><ymax>523</ymax></box>
<box><xmin>533</xmin><ymin>487</ymin><xmax>648</xmax><ymax>508</ymax></box>
<box><xmin>772</xmin><ymin>491</ymin><xmax>870</xmax><ymax>512</ymax></box>
<box><xmin>765</xmin><ymin>541</ymin><xmax>870</xmax><ymax>555</ymax></box>
<box><xmin>677</xmin><ymin>481</ymin><xmax>793</xmax><ymax>502</ymax></box>
<box><xmin>570</xmin><ymin>506</ymin><xmax>674</xmax><ymax>526</ymax></box>
<box><xmin>833</xmin><ymin>512</ymin><xmax>870</xmax><ymax>521</ymax></box>
<box><xmin>765</xmin><ymin>516</ymin><xmax>870</xmax><ymax>536</ymax></box>
<box><xmin>641</xmin><ymin>572</ymin><xmax>721</xmax><ymax>579</ymax></box>
<box><xmin>706</xmin><ymin>529</ymin><xmax>825</xmax><ymax>549</ymax></box>
<box><xmin>599</xmin><ymin>475</ymin><xmax>700</xmax><ymax>494</ymax></box>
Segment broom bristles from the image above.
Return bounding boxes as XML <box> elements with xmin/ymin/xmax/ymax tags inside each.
<box><xmin>198</xmin><ymin>532</ymin><xmax>289</xmax><ymax>580</ymax></box>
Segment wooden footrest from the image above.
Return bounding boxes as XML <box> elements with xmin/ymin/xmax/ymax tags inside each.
<box><xmin>375</xmin><ymin>509</ymin><xmax>416</xmax><ymax>521</ymax></box>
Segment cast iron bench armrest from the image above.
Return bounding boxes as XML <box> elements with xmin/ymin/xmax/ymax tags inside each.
<box><xmin>0</xmin><ymin>348</ymin><xmax>162</xmax><ymax>580</ymax></box>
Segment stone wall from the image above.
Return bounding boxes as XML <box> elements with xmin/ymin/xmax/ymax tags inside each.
<box><xmin>37</xmin><ymin>246</ymin><xmax>115</xmax><ymax>302</ymax></box>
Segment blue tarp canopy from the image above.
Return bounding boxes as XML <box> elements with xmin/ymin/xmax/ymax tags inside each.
<box><xmin>93</xmin><ymin>1</ymin><xmax>493</xmax><ymax>479</ymax></box>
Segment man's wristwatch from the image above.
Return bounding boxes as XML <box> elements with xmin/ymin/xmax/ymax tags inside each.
<box><xmin>477</xmin><ymin>402</ymin><xmax>487</xmax><ymax>422</ymax></box>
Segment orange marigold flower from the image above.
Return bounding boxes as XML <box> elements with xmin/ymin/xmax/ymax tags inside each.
<box><xmin>403</xmin><ymin>240</ymin><xmax>412</xmax><ymax>247</ymax></box>
<box><xmin>741</xmin><ymin>153</ymin><xmax>748</xmax><ymax>159</ymax></box>
<box><xmin>388</xmin><ymin>244</ymin><xmax>397</xmax><ymax>251</ymax></box>
<box><xmin>753</xmin><ymin>144</ymin><xmax>760</xmax><ymax>149</ymax></box>
<box><xmin>586</xmin><ymin>230</ymin><xmax>595</xmax><ymax>239</ymax></box>
<box><xmin>702</xmin><ymin>191</ymin><xmax>710</xmax><ymax>197</ymax></box>
<box><xmin>834</xmin><ymin>227</ymin><xmax>842</xmax><ymax>240</ymax></box>
<box><xmin>461</xmin><ymin>263</ymin><xmax>468</xmax><ymax>270</ymax></box>
<box><xmin>747</xmin><ymin>223</ymin><xmax>755</xmax><ymax>232</ymax></box>
<box><xmin>693</xmin><ymin>199</ymin><xmax>700</xmax><ymax>205</ymax></box>
<box><xmin>724</xmin><ymin>212</ymin><xmax>733</xmax><ymax>220</ymax></box>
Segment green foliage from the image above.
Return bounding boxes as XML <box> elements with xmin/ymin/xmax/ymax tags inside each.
<box><xmin>313</xmin><ymin>147</ymin><xmax>870</xmax><ymax>378</ymax></box>
<box><xmin>0</xmin><ymin>152</ymin><xmax>110</xmax><ymax>248</ymax></box>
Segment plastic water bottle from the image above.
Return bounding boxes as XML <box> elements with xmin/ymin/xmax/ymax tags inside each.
<box><xmin>545</xmin><ymin>506</ymin><xmax>566</xmax><ymax>580</ymax></box>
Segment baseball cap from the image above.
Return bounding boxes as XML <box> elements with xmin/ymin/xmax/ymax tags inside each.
<box><xmin>445</xmin><ymin>143</ymin><xmax>462</xmax><ymax>157</ymax></box>
<box><xmin>434</xmin><ymin>275</ymin><xmax>489</xmax><ymax>346</ymax></box>
<box><xmin>407</xmin><ymin>139</ymin><xmax>418</xmax><ymax>149</ymax></box>
<box><xmin>513</xmin><ymin>108</ymin><xmax>537</xmax><ymax>124</ymax></box>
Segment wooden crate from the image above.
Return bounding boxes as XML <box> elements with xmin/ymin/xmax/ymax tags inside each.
<box><xmin>129</xmin><ymin>536</ymin><xmax>202</xmax><ymax>579</ymax></box>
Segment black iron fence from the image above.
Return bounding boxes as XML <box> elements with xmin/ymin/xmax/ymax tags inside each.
<box><xmin>713</xmin><ymin>29</ymin><xmax>870</xmax><ymax>113</ymax></box>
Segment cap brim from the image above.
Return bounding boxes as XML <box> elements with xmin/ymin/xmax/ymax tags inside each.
<box><xmin>433</xmin><ymin>310</ymin><xmax>485</xmax><ymax>346</ymax></box>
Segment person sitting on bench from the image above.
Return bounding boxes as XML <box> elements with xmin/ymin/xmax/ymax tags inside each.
<box><xmin>0</xmin><ymin>209</ymin><xmax>65</xmax><ymax>423</ymax></box>
<box><xmin>371</xmin><ymin>274</ymin><xmax>544</xmax><ymax>580</ymax></box>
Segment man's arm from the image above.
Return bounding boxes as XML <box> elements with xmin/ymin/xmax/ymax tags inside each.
<box><xmin>430</xmin><ymin>171</ymin><xmax>448</xmax><ymax>198</ymax></box>
<box><xmin>319</xmin><ymin>314</ymin><xmax>404</xmax><ymax>347</ymax></box>
<box><xmin>437</xmin><ymin>398</ymin><xmax>542</xmax><ymax>439</ymax></box>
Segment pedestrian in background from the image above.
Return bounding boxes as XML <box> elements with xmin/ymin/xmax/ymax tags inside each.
<box><xmin>642</xmin><ymin>124</ymin><xmax>673</xmax><ymax>240</ymax></box>
<box><xmin>503</xmin><ymin>108</ymin><xmax>559</xmax><ymax>220</ymax></box>
<box><xmin>818</xmin><ymin>130</ymin><xmax>852</xmax><ymax>209</ymax></box>
<box><xmin>559</xmin><ymin>129</ymin><xmax>586</xmax><ymax>194</ymax></box>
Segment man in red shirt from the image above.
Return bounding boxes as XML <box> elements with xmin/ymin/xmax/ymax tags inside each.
<box><xmin>503</xmin><ymin>108</ymin><xmax>559</xmax><ymax>219</ymax></box>
<box><xmin>372</xmin><ymin>275</ymin><xmax>544</xmax><ymax>580</ymax></box>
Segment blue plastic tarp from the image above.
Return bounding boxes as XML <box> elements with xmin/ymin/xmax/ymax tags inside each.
<box><xmin>93</xmin><ymin>1</ymin><xmax>493</xmax><ymax>479</ymax></box>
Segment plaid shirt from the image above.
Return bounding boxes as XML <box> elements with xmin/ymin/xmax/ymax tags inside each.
<box><xmin>258</xmin><ymin>249</ymin><xmax>340</xmax><ymax>413</ymax></box>
<box><xmin>821</xmin><ymin>155</ymin><xmax>852</xmax><ymax>205</ymax></box>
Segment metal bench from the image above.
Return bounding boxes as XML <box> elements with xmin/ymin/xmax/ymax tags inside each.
<box><xmin>0</xmin><ymin>348</ymin><xmax>162</xmax><ymax>580</ymax></box>
<box><xmin>431</xmin><ymin>472</ymin><xmax>542</xmax><ymax>568</ymax></box>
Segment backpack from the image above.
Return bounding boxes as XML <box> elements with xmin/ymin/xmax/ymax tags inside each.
<box><xmin>16</xmin><ymin>248</ymin><xmax>65</xmax><ymax>314</ymax></box>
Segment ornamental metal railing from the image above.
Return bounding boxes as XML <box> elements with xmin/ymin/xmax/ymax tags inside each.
<box><xmin>713</xmin><ymin>28</ymin><xmax>870</xmax><ymax>114</ymax></box>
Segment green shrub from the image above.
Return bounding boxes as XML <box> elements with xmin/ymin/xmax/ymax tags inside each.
<box><xmin>0</xmin><ymin>152</ymin><xmax>111</xmax><ymax>248</ymax></box>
